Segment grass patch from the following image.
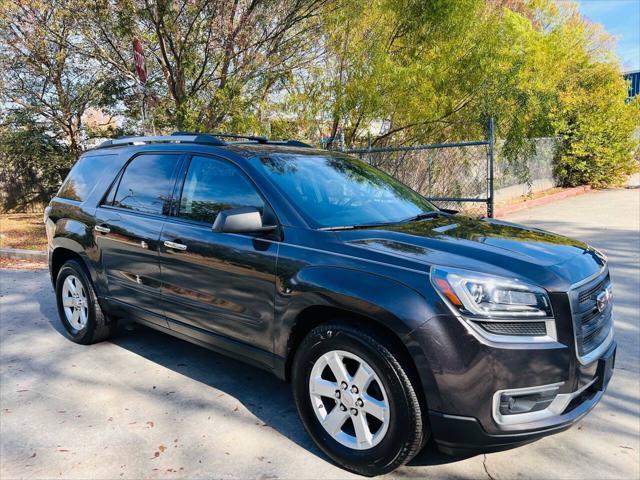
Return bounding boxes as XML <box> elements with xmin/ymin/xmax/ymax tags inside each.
<box><xmin>0</xmin><ymin>214</ymin><xmax>47</xmax><ymax>251</ymax></box>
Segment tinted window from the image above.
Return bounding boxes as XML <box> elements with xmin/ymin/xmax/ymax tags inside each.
<box><xmin>256</xmin><ymin>153</ymin><xmax>436</xmax><ymax>228</ymax></box>
<box><xmin>58</xmin><ymin>154</ymin><xmax>117</xmax><ymax>201</ymax></box>
<box><xmin>112</xmin><ymin>154</ymin><xmax>179</xmax><ymax>215</ymax></box>
<box><xmin>179</xmin><ymin>156</ymin><xmax>264</xmax><ymax>224</ymax></box>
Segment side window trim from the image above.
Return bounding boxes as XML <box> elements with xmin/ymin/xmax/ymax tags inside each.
<box><xmin>171</xmin><ymin>153</ymin><xmax>279</xmax><ymax>227</ymax></box>
<box><xmin>172</xmin><ymin>153</ymin><xmax>192</xmax><ymax>217</ymax></box>
<box><xmin>100</xmin><ymin>163</ymin><xmax>126</xmax><ymax>207</ymax></box>
<box><xmin>100</xmin><ymin>152</ymin><xmax>185</xmax><ymax>217</ymax></box>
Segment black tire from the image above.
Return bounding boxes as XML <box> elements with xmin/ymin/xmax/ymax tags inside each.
<box><xmin>292</xmin><ymin>323</ymin><xmax>426</xmax><ymax>476</ymax></box>
<box><xmin>55</xmin><ymin>259</ymin><xmax>115</xmax><ymax>344</ymax></box>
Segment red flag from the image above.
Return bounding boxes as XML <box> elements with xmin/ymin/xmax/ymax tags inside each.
<box><xmin>133</xmin><ymin>38</ymin><xmax>147</xmax><ymax>84</ymax></box>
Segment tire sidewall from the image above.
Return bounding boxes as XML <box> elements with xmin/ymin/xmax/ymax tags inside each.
<box><xmin>55</xmin><ymin>261</ymin><xmax>97</xmax><ymax>343</ymax></box>
<box><xmin>293</xmin><ymin>326</ymin><xmax>416</xmax><ymax>473</ymax></box>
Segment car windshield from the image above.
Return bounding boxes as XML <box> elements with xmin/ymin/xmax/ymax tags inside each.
<box><xmin>256</xmin><ymin>153</ymin><xmax>438</xmax><ymax>228</ymax></box>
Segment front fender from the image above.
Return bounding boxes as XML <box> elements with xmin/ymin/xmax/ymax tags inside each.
<box><xmin>287</xmin><ymin>266</ymin><xmax>433</xmax><ymax>334</ymax></box>
<box><xmin>276</xmin><ymin>264</ymin><xmax>425</xmax><ymax>344</ymax></box>
<box><xmin>273</xmin><ymin>265</ymin><xmax>443</xmax><ymax>406</ymax></box>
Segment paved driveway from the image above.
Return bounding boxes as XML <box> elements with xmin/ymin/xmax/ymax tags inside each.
<box><xmin>1</xmin><ymin>188</ymin><xmax>638</xmax><ymax>479</ymax></box>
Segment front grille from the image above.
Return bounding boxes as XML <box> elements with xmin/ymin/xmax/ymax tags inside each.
<box><xmin>477</xmin><ymin>321</ymin><xmax>547</xmax><ymax>336</ymax></box>
<box><xmin>570</xmin><ymin>271</ymin><xmax>613</xmax><ymax>359</ymax></box>
<box><xmin>578</xmin><ymin>276</ymin><xmax>608</xmax><ymax>304</ymax></box>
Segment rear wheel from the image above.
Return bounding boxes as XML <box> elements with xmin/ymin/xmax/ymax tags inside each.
<box><xmin>55</xmin><ymin>259</ymin><xmax>115</xmax><ymax>344</ymax></box>
<box><xmin>292</xmin><ymin>323</ymin><xmax>426</xmax><ymax>476</ymax></box>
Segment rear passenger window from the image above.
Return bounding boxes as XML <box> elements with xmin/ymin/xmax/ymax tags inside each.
<box><xmin>58</xmin><ymin>154</ymin><xmax>116</xmax><ymax>201</ymax></box>
<box><xmin>178</xmin><ymin>156</ymin><xmax>264</xmax><ymax>224</ymax></box>
<box><xmin>111</xmin><ymin>154</ymin><xmax>180</xmax><ymax>215</ymax></box>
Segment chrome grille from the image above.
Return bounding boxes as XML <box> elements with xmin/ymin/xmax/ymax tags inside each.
<box><xmin>578</xmin><ymin>276</ymin><xmax>608</xmax><ymax>304</ymax></box>
<box><xmin>570</xmin><ymin>270</ymin><xmax>613</xmax><ymax>361</ymax></box>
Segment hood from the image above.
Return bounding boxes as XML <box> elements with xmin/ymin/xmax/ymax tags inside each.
<box><xmin>337</xmin><ymin>216</ymin><xmax>605</xmax><ymax>291</ymax></box>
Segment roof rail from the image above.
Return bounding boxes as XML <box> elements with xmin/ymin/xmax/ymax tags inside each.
<box><xmin>207</xmin><ymin>133</ymin><xmax>269</xmax><ymax>144</ymax></box>
<box><xmin>96</xmin><ymin>132</ymin><xmax>313</xmax><ymax>150</ymax></box>
<box><xmin>97</xmin><ymin>134</ymin><xmax>226</xmax><ymax>149</ymax></box>
<box><xmin>281</xmin><ymin>140</ymin><xmax>313</xmax><ymax>148</ymax></box>
<box><xmin>172</xmin><ymin>131</ymin><xmax>311</xmax><ymax>147</ymax></box>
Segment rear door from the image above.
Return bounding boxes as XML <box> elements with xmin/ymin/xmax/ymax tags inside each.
<box><xmin>95</xmin><ymin>152</ymin><xmax>183</xmax><ymax>326</ymax></box>
<box><xmin>158</xmin><ymin>154</ymin><xmax>279</xmax><ymax>353</ymax></box>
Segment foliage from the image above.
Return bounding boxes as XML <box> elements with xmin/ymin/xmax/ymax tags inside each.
<box><xmin>0</xmin><ymin>0</ymin><xmax>119</xmax><ymax>158</ymax></box>
<box><xmin>0</xmin><ymin>113</ymin><xmax>74</xmax><ymax>212</ymax></box>
<box><xmin>0</xmin><ymin>0</ymin><xmax>638</xmax><ymax>213</ymax></box>
<box><xmin>76</xmin><ymin>0</ymin><xmax>327</xmax><ymax>132</ymax></box>
<box><xmin>545</xmin><ymin>6</ymin><xmax>640</xmax><ymax>187</ymax></box>
<box><xmin>284</xmin><ymin>0</ymin><xmax>638</xmax><ymax>187</ymax></box>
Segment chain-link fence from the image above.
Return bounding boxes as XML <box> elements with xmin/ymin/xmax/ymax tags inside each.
<box><xmin>344</xmin><ymin>120</ymin><xmax>495</xmax><ymax>217</ymax></box>
<box><xmin>494</xmin><ymin>137</ymin><xmax>556</xmax><ymax>191</ymax></box>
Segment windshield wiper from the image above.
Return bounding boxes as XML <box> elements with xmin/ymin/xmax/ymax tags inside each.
<box><xmin>318</xmin><ymin>221</ymin><xmax>397</xmax><ymax>231</ymax></box>
<box><xmin>319</xmin><ymin>211</ymin><xmax>447</xmax><ymax>231</ymax></box>
<box><xmin>401</xmin><ymin>211</ymin><xmax>445</xmax><ymax>223</ymax></box>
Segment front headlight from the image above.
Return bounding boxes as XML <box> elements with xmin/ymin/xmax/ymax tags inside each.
<box><xmin>431</xmin><ymin>266</ymin><xmax>553</xmax><ymax>319</ymax></box>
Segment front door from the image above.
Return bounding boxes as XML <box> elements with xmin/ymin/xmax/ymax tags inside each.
<box><xmin>95</xmin><ymin>152</ymin><xmax>182</xmax><ymax>326</ymax></box>
<box><xmin>159</xmin><ymin>155</ymin><xmax>278</xmax><ymax>354</ymax></box>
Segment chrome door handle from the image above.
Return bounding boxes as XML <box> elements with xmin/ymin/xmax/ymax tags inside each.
<box><xmin>164</xmin><ymin>240</ymin><xmax>187</xmax><ymax>251</ymax></box>
<box><xmin>94</xmin><ymin>225</ymin><xmax>110</xmax><ymax>234</ymax></box>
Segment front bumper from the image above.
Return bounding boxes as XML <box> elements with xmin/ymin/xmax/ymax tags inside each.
<box><xmin>406</xmin><ymin>288</ymin><xmax>616</xmax><ymax>455</ymax></box>
<box><xmin>429</xmin><ymin>340</ymin><xmax>616</xmax><ymax>454</ymax></box>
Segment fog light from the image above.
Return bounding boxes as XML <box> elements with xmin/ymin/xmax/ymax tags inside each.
<box><xmin>499</xmin><ymin>386</ymin><xmax>560</xmax><ymax>415</ymax></box>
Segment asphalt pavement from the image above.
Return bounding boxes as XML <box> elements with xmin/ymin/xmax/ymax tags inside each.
<box><xmin>1</xmin><ymin>188</ymin><xmax>638</xmax><ymax>479</ymax></box>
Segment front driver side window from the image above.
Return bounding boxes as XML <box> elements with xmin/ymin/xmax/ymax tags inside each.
<box><xmin>178</xmin><ymin>156</ymin><xmax>264</xmax><ymax>224</ymax></box>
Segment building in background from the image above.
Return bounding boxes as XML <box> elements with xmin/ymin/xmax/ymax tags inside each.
<box><xmin>624</xmin><ymin>70</ymin><xmax>640</xmax><ymax>99</ymax></box>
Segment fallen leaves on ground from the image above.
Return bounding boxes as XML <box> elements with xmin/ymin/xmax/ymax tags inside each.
<box><xmin>0</xmin><ymin>257</ymin><xmax>46</xmax><ymax>269</ymax></box>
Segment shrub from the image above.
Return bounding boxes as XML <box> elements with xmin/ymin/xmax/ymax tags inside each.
<box><xmin>0</xmin><ymin>114</ymin><xmax>74</xmax><ymax>212</ymax></box>
<box><xmin>552</xmin><ymin>63</ymin><xmax>640</xmax><ymax>188</ymax></box>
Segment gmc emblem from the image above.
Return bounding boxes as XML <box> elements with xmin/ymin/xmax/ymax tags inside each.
<box><xmin>596</xmin><ymin>286</ymin><xmax>613</xmax><ymax>313</ymax></box>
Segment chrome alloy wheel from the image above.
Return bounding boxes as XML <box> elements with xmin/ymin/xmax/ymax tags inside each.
<box><xmin>61</xmin><ymin>275</ymin><xmax>89</xmax><ymax>330</ymax></box>
<box><xmin>309</xmin><ymin>350</ymin><xmax>390</xmax><ymax>450</ymax></box>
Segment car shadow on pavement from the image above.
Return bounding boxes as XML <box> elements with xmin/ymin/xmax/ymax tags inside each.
<box><xmin>27</xmin><ymin>272</ymin><xmax>478</xmax><ymax>473</ymax></box>
<box><xmin>92</xmin><ymin>320</ymin><xmax>464</xmax><ymax>469</ymax></box>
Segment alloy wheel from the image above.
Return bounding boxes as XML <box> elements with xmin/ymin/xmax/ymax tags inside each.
<box><xmin>308</xmin><ymin>350</ymin><xmax>390</xmax><ymax>450</ymax></box>
<box><xmin>61</xmin><ymin>274</ymin><xmax>89</xmax><ymax>330</ymax></box>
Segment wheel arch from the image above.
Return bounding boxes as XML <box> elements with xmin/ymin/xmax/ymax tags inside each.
<box><xmin>283</xmin><ymin>306</ymin><xmax>422</xmax><ymax>388</ymax></box>
<box><xmin>50</xmin><ymin>247</ymin><xmax>84</xmax><ymax>284</ymax></box>
<box><xmin>49</xmin><ymin>239</ymin><xmax>106</xmax><ymax>298</ymax></box>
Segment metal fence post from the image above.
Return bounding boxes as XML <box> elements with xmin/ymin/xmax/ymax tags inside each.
<box><xmin>487</xmin><ymin>117</ymin><xmax>495</xmax><ymax>218</ymax></box>
<box><xmin>427</xmin><ymin>156</ymin><xmax>433</xmax><ymax>195</ymax></box>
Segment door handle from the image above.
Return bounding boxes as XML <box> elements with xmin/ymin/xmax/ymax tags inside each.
<box><xmin>94</xmin><ymin>225</ymin><xmax>111</xmax><ymax>234</ymax></box>
<box><xmin>164</xmin><ymin>240</ymin><xmax>187</xmax><ymax>251</ymax></box>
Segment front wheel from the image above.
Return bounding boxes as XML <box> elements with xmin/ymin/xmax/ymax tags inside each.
<box><xmin>292</xmin><ymin>323</ymin><xmax>426</xmax><ymax>476</ymax></box>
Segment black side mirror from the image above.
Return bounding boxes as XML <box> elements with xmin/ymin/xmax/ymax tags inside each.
<box><xmin>212</xmin><ymin>206</ymin><xmax>277</xmax><ymax>234</ymax></box>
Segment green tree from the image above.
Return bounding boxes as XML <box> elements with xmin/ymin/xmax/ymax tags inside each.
<box><xmin>547</xmin><ymin>5</ymin><xmax>640</xmax><ymax>187</ymax></box>
<box><xmin>281</xmin><ymin>0</ymin><xmax>638</xmax><ymax>187</ymax></box>
<box><xmin>0</xmin><ymin>113</ymin><xmax>74</xmax><ymax>212</ymax></box>
<box><xmin>0</xmin><ymin>0</ymin><xmax>119</xmax><ymax>158</ymax></box>
<box><xmin>78</xmin><ymin>0</ymin><xmax>327</xmax><ymax>132</ymax></box>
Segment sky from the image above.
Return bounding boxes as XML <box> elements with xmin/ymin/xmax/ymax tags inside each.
<box><xmin>576</xmin><ymin>0</ymin><xmax>640</xmax><ymax>72</ymax></box>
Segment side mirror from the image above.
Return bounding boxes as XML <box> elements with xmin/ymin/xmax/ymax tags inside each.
<box><xmin>212</xmin><ymin>206</ymin><xmax>277</xmax><ymax>234</ymax></box>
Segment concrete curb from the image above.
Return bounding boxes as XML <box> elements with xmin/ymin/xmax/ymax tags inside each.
<box><xmin>0</xmin><ymin>248</ymin><xmax>47</xmax><ymax>260</ymax></box>
<box><xmin>494</xmin><ymin>185</ymin><xmax>592</xmax><ymax>218</ymax></box>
